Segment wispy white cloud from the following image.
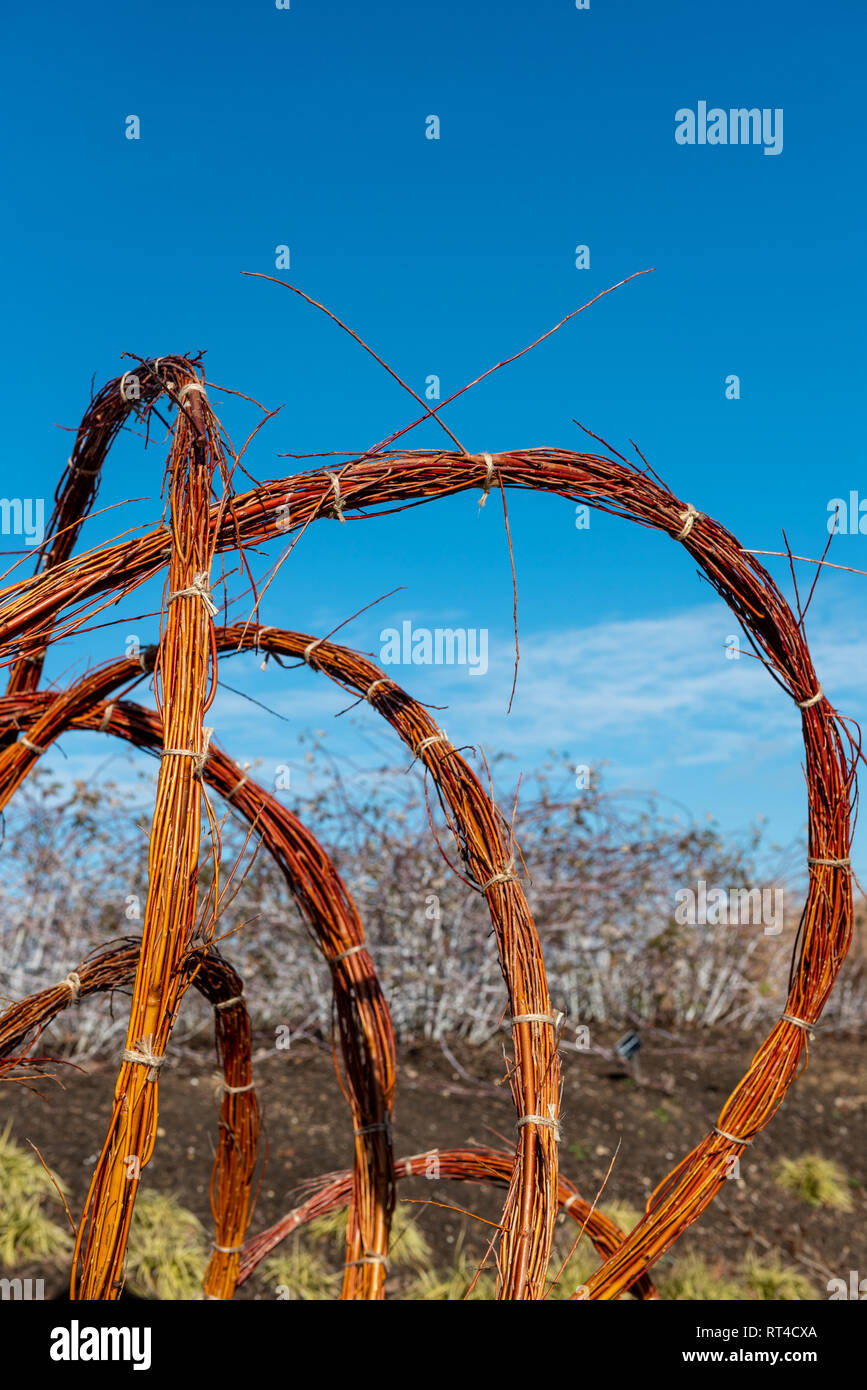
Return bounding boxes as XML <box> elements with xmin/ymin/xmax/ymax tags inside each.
<box><xmin>26</xmin><ymin>596</ymin><xmax>867</xmax><ymax>869</ymax></box>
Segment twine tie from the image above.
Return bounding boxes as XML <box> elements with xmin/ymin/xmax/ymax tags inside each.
<box><xmin>168</xmin><ymin>571</ymin><xmax>218</xmax><ymax>618</ymax></box>
<box><xmin>324</xmin><ymin>470</ymin><xmax>346</xmax><ymax>522</ymax></box>
<box><xmin>122</xmin><ymin>1038</ymin><xmax>165</xmax><ymax>1083</ymax></box>
<box><xmin>675</xmin><ymin>504</ymin><xmax>702</xmax><ymax>541</ymax></box>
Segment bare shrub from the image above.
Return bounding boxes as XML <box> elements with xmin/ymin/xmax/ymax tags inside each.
<box><xmin>1</xmin><ymin>754</ymin><xmax>862</xmax><ymax>1059</ymax></box>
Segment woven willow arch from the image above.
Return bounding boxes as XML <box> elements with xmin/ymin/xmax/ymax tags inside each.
<box><xmin>0</xmin><ymin>359</ymin><xmax>855</xmax><ymax>1299</ymax></box>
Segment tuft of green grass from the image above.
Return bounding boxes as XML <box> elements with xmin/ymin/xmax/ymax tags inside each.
<box><xmin>775</xmin><ymin>1154</ymin><xmax>854</xmax><ymax>1212</ymax></box>
<box><xmin>740</xmin><ymin>1254</ymin><xmax>814</xmax><ymax>1301</ymax></box>
<box><xmin>545</xmin><ymin>1246</ymin><xmax>598</xmax><ymax>1299</ymax></box>
<box><xmin>384</xmin><ymin>1204</ymin><xmax>432</xmax><ymax>1266</ymax></box>
<box><xmin>125</xmin><ymin>1191</ymin><xmax>208</xmax><ymax>1300</ymax></box>
<box><xmin>0</xmin><ymin>1121</ymin><xmax>67</xmax><ymax>1205</ymax></box>
<box><xmin>543</xmin><ymin>1201</ymin><xmax>646</xmax><ymax>1299</ymax></box>
<box><xmin>0</xmin><ymin>1195</ymin><xmax>73</xmax><ymax>1267</ymax></box>
<box><xmin>599</xmin><ymin>1200</ymin><xmax>643</xmax><ymax>1236</ymax></box>
<box><xmin>403</xmin><ymin>1250</ymin><xmax>496</xmax><ymax>1301</ymax></box>
<box><xmin>262</xmin><ymin>1245</ymin><xmax>340</xmax><ymax>1300</ymax></box>
<box><xmin>0</xmin><ymin>1123</ymin><xmax>72</xmax><ymax>1267</ymax></box>
<box><xmin>401</xmin><ymin>1227</ymin><xmax>495</xmax><ymax>1301</ymax></box>
<box><xmin>658</xmin><ymin>1253</ymin><xmax>743</xmax><ymax>1301</ymax></box>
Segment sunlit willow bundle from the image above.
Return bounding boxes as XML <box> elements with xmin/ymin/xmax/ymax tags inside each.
<box><xmin>0</xmin><ymin>281</ymin><xmax>858</xmax><ymax>1300</ymax></box>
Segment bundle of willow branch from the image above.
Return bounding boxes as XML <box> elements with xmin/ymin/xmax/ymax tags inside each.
<box><xmin>0</xmin><ymin>936</ymin><xmax>258</xmax><ymax>1301</ymax></box>
<box><xmin>72</xmin><ymin>364</ymin><xmax>229</xmax><ymax>1299</ymax></box>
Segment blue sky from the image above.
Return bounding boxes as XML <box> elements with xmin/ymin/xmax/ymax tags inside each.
<box><xmin>1</xmin><ymin>0</ymin><xmax>865</xmax><ymax>876</ymax></box>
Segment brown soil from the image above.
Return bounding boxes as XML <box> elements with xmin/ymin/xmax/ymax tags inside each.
<box><xmin>3</xmin><ymin>1026</ymin><xmax>864</xmax><ymax>1299</ymax></box>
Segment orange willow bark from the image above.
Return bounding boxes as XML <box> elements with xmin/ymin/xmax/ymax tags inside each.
<box><xmin>72</xmin><ymin>375</ymin><xmax>227</xmax><ymax>1298</ymax></box>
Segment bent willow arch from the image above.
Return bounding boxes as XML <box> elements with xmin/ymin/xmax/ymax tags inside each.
<box><xmin>0</xmin><ymin>354</ymin><xmax>855</xmax><ymax>1300</ymax></box>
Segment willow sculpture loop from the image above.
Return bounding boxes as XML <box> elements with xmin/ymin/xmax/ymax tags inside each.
<box><xmin>0</xmin><ymin>340</ymin><xmax>855</xmax><ymax>1300</ymax></box>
